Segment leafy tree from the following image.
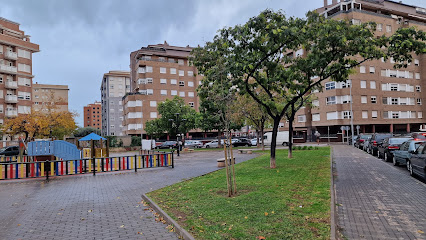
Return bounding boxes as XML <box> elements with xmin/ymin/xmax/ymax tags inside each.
<box><xmin>131</xmin><ymin>136</ymin><xmax>141</xmax><ymax>147</ymax></box>
<box><xmin>144</xmin><ymin>119</ymin><xmax>165</xmax><ymax>140</ymax></box>
<box><xmin>73</xmin><ymin>127</ymin><xmax>101</xmax><ymax>137</ymax></box>
<box><xmin>191</xmin><ymin>10</ymin><xmax>425</xmax><ymax>168</ymax></box>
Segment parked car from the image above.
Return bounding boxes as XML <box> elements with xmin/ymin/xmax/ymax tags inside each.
<box><xmin>232</xmin><ymin>138</ymin><xmax>252</xmax><ymax>147</ymax></box>
<box><xmin>0</xmin><ymin>146</ymin><xmax>20</xmax><ymax>156</ymax></box>
<box><xmin>263</xmin><ymin>131</ymin><xmax>290</xmax><ymax>146</ymax></box>
<box><xmin>251</xmin><ymin>138</ymin><xmax>258</xmax><ymax>146</ymax></box>
<box><xmin>184</xmin><ymin>140</ymin><xmax>203</xmax><ymax>148</ymax></box>
<box><xmin>377</xmin><ymin>137</ymin><xmax>413</xmax><ymax>161</ymax></box>
<box><xmin>355</xmin><ymin>134</ymin><xmax>372</xmax><ymax>149</ymax></box>
<box><xmin>366</xmin><ymin>133</ymin><xmax>393</xmax><ymax>156</ymax></box>
<box><xmin>392</xmin><ymin>139</ymin><xmax>426</xmax><ymax>166</ymax></box>
<box><xmin>407</xmin><ymin>142</ymin><xmax>426</xmax><ymax>181</ymax></box>
<box><xmin>409</xmin><ymin>132</ymin><xmax>426</xmax><ymax>140</ymax></box>
<box><xmin>204</xmin><ymin>140</ymin><xmax>220</xmax><ymax>148</ymax></box>
<box><xmin>156</xmin><ymin>141</ymin><xmax>178</xmax><ymax>149</ymax></box>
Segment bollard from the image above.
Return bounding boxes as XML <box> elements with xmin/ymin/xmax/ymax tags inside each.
<box><xmin>134</xmin><ymin>155</ymin><xmax>138</xmax><ymax>172</ymax></box>
<box><xmin>46</xmin><ymin>161</ymin><xmax>49</xmax><ymax>181</ymax></box>
<box><xmin>92</xmin><ymin>158</ymin><xmax>96</xmax><ymax>176</ymax></box>
<box><xmin>172</xmin><ymin>152</ymin><xmax>174</xmax><ymax>168</ymax></box>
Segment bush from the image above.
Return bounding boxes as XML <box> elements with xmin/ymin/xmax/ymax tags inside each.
<box><xmin>302</xmin><ymin>146</ymin><xmax>307</xmax><ymax>150</ymax></box>
<box><xmin>308</xmin><ymin>146</ymin><xmax>313</xmax><ymax>150</ymax></box>
<box><xmin>131</xmin><ymin>136</ymin><xmax>141</xmax><ymax>147</ymax></box>
<box><xmin>292</xmin><ymin>146</ymin><xmax>297</xmax><ymax>150</ymax></box>
<box><xmin>297</xmin><ymin>146</ymin><xmax>302</xmax><ymax>150</ymax></box>
<box><xmin>315</xmin><ymin>146</ymin><xmax>319</xmax><ymax>150</ymax></box>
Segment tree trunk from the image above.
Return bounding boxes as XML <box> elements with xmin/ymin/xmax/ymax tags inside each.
<box><xmin>260</xmin><ymin>120</ymin><xmax>265</xmax><ymax>151</ymax></box>
<box><xmin>288</xmin><ymin>115</ymin><xmax>294</xmax><ymax>158</ymax></box>
<box><xmin>270</xmin><ymin>118</ymin><xmax>280</xmax><ymax>168</ymax></box>
<box><xmin>217</xmin><ymin>131</ymin><xmax>222</xmax><ymax>147</ymax></box>
<box><xmin>256</xmin><ymin>130</ymin><xmax>260</xmax><ymax>148</ymax></box>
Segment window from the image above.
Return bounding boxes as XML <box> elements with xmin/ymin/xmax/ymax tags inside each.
<box><xmin>146</xmin><ymin>78</ymin><xmax>153</xmax><ymax>84</ymax></box>
<box><xmin>370</xmin><ymin>81</ymin><xmax>376</xmax><ymax>89</ymax></box>
<box><xmin>170</xmin><ymin>68</ymin><xmax>176</xmax><ymax>74</ymax></box>
<box><xmin>415</xmin><ymin>73</ymin><xmax>420</xmax><ymax>79</ymax></box>
<box><xmin>312</xmin><ymin>113</ymin><xmax>320</xmax><ymax>122</ymax></box>
<box><xmin>391</xmin><ymin>98</ymin><xmax>398</xmax><ymax>105</ymax></box>
<box><xmin>360</xmin><ymin>80</ymin><xmax>367</xmax><ymax>89</ymax></box>
<box><xmin>179</xmin><ymin>70</ymin><xmax>184</xmax><ymax>76</ymax></box>
<box><xmin>386</xmin><ymin>25</ymin><xmax>392</xmax><ymax>32</ymax></box>
<box><xmin>415</xmin><ymin>59</ymin><xmax>419</xmax><ymax>66</ymax></box>
<box><xmin>138</xmin><ymin>67</ymin><xmax>145</xmax><ymax>73</ymax></box>
<box><xmin>188</xmin><ymin>71</ymin><xmax>194</xmax><ymax>76</ymax></box>
<box><xmin>360</xmin><ymin>66</ymin><xmax>366</xmax><ymax>73</ymax></box>
<box><xmin>362</xmin><ymin>111</ymin><xmax>368</xmax><ymax>119</ymax></box>
<box><xmin>372</xmin><ymin>111</ymin><xmax>378</xmax><ymax>119</ymax></box>
<box><xmin>188</xmin><ymin>92</ymin><xmax>194</xmax><ymax>97</ymax></box>
<box><xmin>189</xmin><ymin>102</ymin><xmax>194</xmax><ymax>108</ymax></box>
<box><xmin>178</xmin><ymin>59</ymin><xmax>184</xmax><ymax>65</ymax></box>
<box><xmin>390</xmin><ymin>84</ymin><xmax>398</xmax><ymax>91</ymax></box>
<box><xmin>171</xmin><ymin>90</ymin><xmax>177</xmax><ymax>96</ymax></box>
<box><xmin>392</xmin><ymin>112</ymin><xmax>399</xmax><ymax>119</ymax></box>
<box><xmin>146</xmin><ymin>66</ymin><xmax>153</xmax><ymax>72</ymax></box>
<box><xmin>312</xmin><ymin>100</ymin><xmax>319</xmax><ymax>107</ymax></box>
<box><xmin>416</xmin><ymin>85</ymin><xmax>421</xmax><ymax>92</ymax></box>
<box><xmin>352</xmin><ymin>19</ymin><xmax>361</xmax><ymax>25</ymax></box>
<box><xmin>150</xmin><ymin>112</ymin><xmax>157</xmax><ymax>118</ymax></box>
<box><xmin>188</xmin><ymin>81</ymin><xmax>194</xmax><ymax>87</ymax></box>
<box><xmin>326</xmin><ymin>96</ymin><xmax>336</xmax><ymax>105</ymax></box>
<box><xmin>168</xmin><ymin>58</ymin><xmax>175</xmax><ymax>63</ymax></box>
<box><xmin>160</xmin><ymin>90</ymin><xmax>167</xmax><ymax>95</ymax></box>
<box><xmin>343</xmin><ymin>111</ymin><xmax>352</xmax><ymax>119</ymax></box>
<box><xmin>179</xmin><ymin>81</ymin><xmax>185</xmax><ymax>86</ymax></box>
<box><xmin>377</xmin><ymin>23</ymin><xmax>383</xmax><ymax>32</ymax></box>
<box><xmin>150</xmin><ymin>101</ymin><xmax>157</xmax><ymax>107</ymax></box>
<box><xmin>171</xmin><ymin>79</ymin><xmax>177</xmax><ymax>85</ymax></box>
<box><xmin>361</xmin><ymin>96</ymin><xmax>367</xmax><ymax>103</ymax></box>
<box><xmin>417</xmin><ymin>98</ymin><xmax>422</xmax><ymax>105</ymax></box>
<box><xmin>179</xmin><ymin>91</ymin><xmax>185</xmax><ymax>97</ymax></box>
<box><xmin>159</xmin><ymin>57</ymin><xmax>165</xmax><ymax>62</ymax></box>
<box><xmin>419</xmin><ymin>112</ymin><xmax>423</xmax><ymax>119</ymax></box>
<box><xmin>325</xmin><ymin>82</ymin><xmax>335</xmax><ymax>90</ymax></box>
<box><xmin>160</xmin><ymin>78</ymin><xmax>167</xmax><ymax>84</ymax></box>
<box><xmin>297</xmin><ymin>115</ymin><xmax>306</xmax><ymax>122</ymax></box>
<box><xmin>147</xmin><ymin>89</ymin><xmax>153</xmax><ymax>95</ymax></box>
<box><xmin>369</xmin><ymin>66</ymin><xmax>375</xmax><ymax>73</ymax></box>
<box><xmin>160</xmin><ymin>67</ymin><xmax>166</xmax><ymax>74</ymax></box>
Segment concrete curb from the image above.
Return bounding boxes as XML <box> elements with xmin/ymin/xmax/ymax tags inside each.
<box><xmin>142</xmin><ymin>194</ymin><xmax>195</xmax><ymax>240</ymax></box>
<box><xmin>330</xmin><ymin>146</ymin><xmax>339</xmax><ymax>240</ymax></box>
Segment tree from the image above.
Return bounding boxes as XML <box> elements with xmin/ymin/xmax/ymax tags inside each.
<box><xmin>73</xmin><ymin>127</ymin><xmax>101</xmax><ymax>137</ymax></box>
<box><xmin>192</xmin><ymin>10</ymin><xmax>425</xmax><ymax>168</ymax></box>
<box><xmin>144</xmin><ymin>119</ymin><xmax>165</xmax><ymax>140</ymax></box>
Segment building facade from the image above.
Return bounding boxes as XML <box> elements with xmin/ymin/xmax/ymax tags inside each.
<box><xmin>100</xmin><ymin>71</ymin><xmax>131</xmax><ymax>136</ymax></box>
<box><xmin>32</xmin><ymin>83</ymin><xmax>69</xmax><ymax>112</ymax></box>
<box><xmin>123</xmin><ymin>42</ymin><xmax>202</xmax><ymax>136</ymax></box>
<box><xmin>84</xmin><ymin>102</ymin><xmax>102</xmax><ymax>130</ymax></box>
<box><xmin>292</xmin><ymin>0</ymin><xmax>426</xmax><ymax>141</ymax></box>
<box><xmin>0</xmin><ymin>17</ymin><xmax>39</xmax><ymax>124</ymax></box>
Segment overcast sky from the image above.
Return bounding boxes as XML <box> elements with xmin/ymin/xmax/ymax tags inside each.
<box><xmin>0</xmin><ymin>0</ymin><xmax>424</xmax><ymax>126</ymax></box>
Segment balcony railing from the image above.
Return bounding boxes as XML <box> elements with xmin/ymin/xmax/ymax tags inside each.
<box><xmin>5</xmin><ymin>95</ymin><xmax>18</xmax><ymax>103</ymax></box>
<box><xmin>4</xmin><ymin>51</ymin><xmax>18</xmax><ymax>60</ymax></box>
<box><xmin>5</xmin><ymin>110</ymin><xmax>18</xmax><ymax>117</ymax></box>
<box><xmin>5</xmin><ymin>81</ymin><xmax>18</xmax><ymax>89</ymax></box>
<box><xmin>0</xmin><ymin>64</ymin><xmax>17</xmax><ymax>74</ymax></box>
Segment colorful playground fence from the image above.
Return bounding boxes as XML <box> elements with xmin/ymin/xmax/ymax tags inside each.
<box><xmin>0</xmin><ymin>152</ymin><xmax>174</xmax><ymax>181</ymax></box>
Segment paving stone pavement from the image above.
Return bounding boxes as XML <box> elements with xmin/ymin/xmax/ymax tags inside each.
<box><xmin>333</xmin><ymin>145</ymin><xmax>426</xmax><ymax>240</ymax></box>
<box><xmin>0</xmin><ymin>150</ymin><xmax>258</xmax><ymax>240</ymax></box>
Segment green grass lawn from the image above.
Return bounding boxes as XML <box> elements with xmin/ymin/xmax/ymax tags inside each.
<box><xmin>147</xmin><ymin>148</ymin><xmax>331</xmax><ymax>240</ymax></box>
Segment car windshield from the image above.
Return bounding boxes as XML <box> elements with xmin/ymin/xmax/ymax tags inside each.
<box><xmin>389</xmin><ymin>138</ymin><xmax>412</xmax><ymax>144</ymax></box>
<box><xmin>360</xmin><ymin>135</ymin><xmax>372</xmax><ymax>139</ymax></box>
<box><xmin>0</xmin><ymin>147</ymin><xmax>6</xmax><ymax>152</ymax></box>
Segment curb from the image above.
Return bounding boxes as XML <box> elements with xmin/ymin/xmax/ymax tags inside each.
<box><xmin>330</xmin><ymin>146</ymin><xmax>339</xmax><ymax>240</ymax></box>
<box><xmin>142</xmin><ymin>194</ymin><xmax>195</xmax><ymax>240</ymax></box>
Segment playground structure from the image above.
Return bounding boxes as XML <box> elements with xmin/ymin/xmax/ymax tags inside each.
<box><xmin>77</xmin><ymin>133</ymin><xmax>109</xmax><ymax>158</ymax></box>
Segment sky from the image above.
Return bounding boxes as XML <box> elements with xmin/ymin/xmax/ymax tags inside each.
<box><xmin>0</xmin><ymin>0</ymin><xmax>424</xmax><ymax>126</ymax></box>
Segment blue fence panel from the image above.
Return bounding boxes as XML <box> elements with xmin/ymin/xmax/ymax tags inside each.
<box><xmin>27</xmin><ymin>140</ymin><xmax>81</xmax><ymax>160</ymax></box>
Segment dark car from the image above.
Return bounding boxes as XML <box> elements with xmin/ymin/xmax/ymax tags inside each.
<box><xmin>355</xmin><ymin>134</ymin><xmax>372</xmax><ymax>149</ymax></box>
<box><xmin>377</xmin><ymin>137</ymin><xmax>413</xmax><ymax>162</ymax></box>
<box><xmin>0</xmin><ymin>146</ymin><xmax>20</xmax><ymax>156</ymax></box>
<box><xmin>232</xmin><ymin>138</ymin><xmax>252</xmax><ymax>147</ymax></box>
<box><xmin>407</xmin><ymin>142</ymin><xmax>426</xmax><ymax>181</ymax></box>
<box><xmin>366</xmin><ymin>133</ymin><xmax>393</xmax><ymax>156</ymax></box>
<box><xmin>156</xmin><ymin>141</ymin><xmax>178</xmax><ymax>149</ymax></box>
<box><xmin>393</xmin><ymin>140</ymin><xmax>426</xmax><ymax>166</ymax></box>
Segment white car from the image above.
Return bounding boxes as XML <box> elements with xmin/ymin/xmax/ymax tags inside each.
<box><xmin>251</xmin><ymin>139</ymin><xmax>257</xmax><ymax>146</ymax></box>
<box><xmin>204</xmin><ymin>140</ymin><xmax>219</xmax><ymax>148</ymax></box>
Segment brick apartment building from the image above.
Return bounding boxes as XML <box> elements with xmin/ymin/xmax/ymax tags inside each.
<box><xmin>100</xmin><ymin>71</ymin><xmax>131</xmax><ymax>136</ymax></box>
<box><xmin>84</xmin><ymin>101</ymin><xmax>102</xmax><ymax>130</ymax></box>
<box><xmin>291</xmin><ymin>0</ymin><xmax>426</xmax><ymax>142</ymax></box>
<box><xmin>0</xmin><ymin>17</ymin><xmax>39</xmax><ymax>124</ymax></box>
<box><xmin>123</xmin><ymin>42</ymin><xmax>202</xmax><ymax>137</ymax></box>
<box><xmin>33</xmin><ymin>83</ymin><xmax>69</xmax><ymax>112</ymax></box>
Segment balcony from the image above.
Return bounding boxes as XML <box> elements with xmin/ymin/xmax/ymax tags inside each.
<box><xmin>5</xmin><ymin>110</ymin><xmax>17</xmax><ymax>117</ymax></box>
<box><xmin>5</xmin><ymin>81</ymin><xmax>18</xmax><ymax>89</ymax></box>
<box><xmin>0</xmin><ymin>64</ymin><xmax>17</xmax><ymax>74</ymax></box>
<box><xmin>4</xmin><ymin>51</ymin><xmax>17</xmax><ymax>60</ymax></box>
<box><xmin>5</xmin><ymin>95</ymin><xmax>18</xmax><ymax>103</ymax></box>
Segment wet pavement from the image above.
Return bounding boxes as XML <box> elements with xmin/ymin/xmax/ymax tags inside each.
<box><xmin>0</xmin><ymin>150</ymin><xmax>258</xmax><ymax>240</ymax></box>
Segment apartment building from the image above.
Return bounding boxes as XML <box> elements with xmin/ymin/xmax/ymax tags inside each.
<box><xmin>100</xmin><ymin>71</ymin><xmax>131</xmax><ymax>136</ymax></box>
<box><xmin>32</xmin><ymin>83</ymin><xmax>69</xmax><ymax>112</ymax></box>
<box><xmin>292</xmin><ymin>0</ymin><xmax>426</xmax><ymax>141</ymax></box>
<box><xmin>0</xmin><ymin>17</ymin><xmax>39</xmax><ymax>124</ymax></box>
<box><xmin>84</xmin><ymin>101</ymin><xmax>102</xmax><ymax>130</ymax></box>
<box><xmin>123</xmin><ymin>42</ymin><xmax>202</xmax><ymax>137</ymax></box>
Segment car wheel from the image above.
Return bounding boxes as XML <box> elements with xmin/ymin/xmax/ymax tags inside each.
<box><xmin>206</xmin><ymin>145</ymin><xmax>210</xmax><ymax>148</ymax></box>
<box><xmin>384</xmin><ymin>152</ymin><xmax>388</xmax><ymax>162</ymax></box>
<box><xmin>282</xmin><ymin>142</ymin><xmax>288</xmax><ymax>146</ymax></box>
<box><xmin>377</xmin><ymin>150</ymin><xmax>381</xmax><ymax>158</ymax></box>
<box><xmin>392</xmin><ymin>156</ymin><xmax>399</xmax><ymax>166</ymax></box>
<box><xmin>245</xmin><ymin>144</ymin><xmax>249</xmax><ymax>147</ymax></box>
<box><xmin>407</xmin><ymin>161</ymin><xmax>414</xmax><ymax>176</ymax></box>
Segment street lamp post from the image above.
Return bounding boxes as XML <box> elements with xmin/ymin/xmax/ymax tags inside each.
<box><xmin>169</xmin><ymin>113</ymin><xmax>186</xmax><ymax>157</ymax></box>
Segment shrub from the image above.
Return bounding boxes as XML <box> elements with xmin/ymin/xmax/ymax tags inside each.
<box><xmin>297</xmin><ymin>146</ymin><xmax>302</xmax><ymax>150</ymax></box>
<box><xmin>302</xmin><ymin>146</ymin><xmax>307</xmax><ymax>150</ymax></box>
<box><xmin>308</xmin><ymin>146</ymin><xmax>313</xmax><ymax>150</ymax></box>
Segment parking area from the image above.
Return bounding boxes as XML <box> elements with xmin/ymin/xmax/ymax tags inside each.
<box><xmin>333</xmin><ymin>145</ymin><xmax>426</xmax><ymax>240</ymax></box>
<box><xmin>0</xmin><ymin>150</ymin><xmax>258</xmax><ymax>240</ymax></box>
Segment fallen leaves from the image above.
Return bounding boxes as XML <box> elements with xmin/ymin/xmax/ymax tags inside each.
<box><xmin>256</xmin><ymin>236</ymin><xmax>266</xmax><ymax>240</ymax></box>
<box><xmin>264</xmin><ymin>212</ymin><xmax>269</xmax><ymax>216</ymax></box>
<box><xmin>120</xmin><ymin>225</ymin><xmax>125</xmax><ymax>228</ymax></box>
<box><xmin>88</xmin><ymin>209</ymin><xmax>93</xmax><ymax>213</ymax></box>
<box><xmin>418</xmin><ymin>230</ymin><xmax>424</xmax><ymax>234</ymax></box>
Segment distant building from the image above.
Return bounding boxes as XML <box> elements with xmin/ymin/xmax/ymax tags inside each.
<box><xmin>84</xmin><ymin>101</ymin><xmax>102</xmax><ymax>130</ymax></box>
<box><xmin>32</xmin><ymin>83</ymin><xmax>69</xmax><ymax>112</ymax></box>
<box><xmin>0</xmin><ymin>17</ymin><xmax>39</xmax><ymax>124</ymax></box>
<box><xmin>100</xmin><ymin>71</ymin><xmax>131</xmax><ymax>136</ymax></box>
